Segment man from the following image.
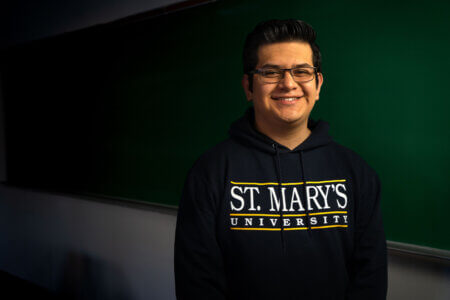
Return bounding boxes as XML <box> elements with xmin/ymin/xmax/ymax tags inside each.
<box><xmin>175</xmin><ymin>19</ymin><xmax>387</xmax><ymax>300</ymax></box>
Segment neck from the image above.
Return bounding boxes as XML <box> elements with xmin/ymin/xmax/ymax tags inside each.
<box><xmin>254</xmin><ymin>117</ymin><xmax>311</xmax><ymax>150</ymax></box>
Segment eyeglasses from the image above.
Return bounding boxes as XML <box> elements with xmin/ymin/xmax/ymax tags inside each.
<box><xmin>249</xmin><ymin>66</ymin><xmax>317</xmax><ymax>83</ymax></box>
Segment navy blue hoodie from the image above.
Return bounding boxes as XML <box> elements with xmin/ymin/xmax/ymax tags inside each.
<box><xmin>175</xmin><ymin>108</ymin><xmax>387</xmax><ymax>300</ymax></box>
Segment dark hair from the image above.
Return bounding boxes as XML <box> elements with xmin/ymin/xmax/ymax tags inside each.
<box><xmin>243</xmin><ymin>19</ymin><xmax>322</xmax><ymax>90</ymax></box>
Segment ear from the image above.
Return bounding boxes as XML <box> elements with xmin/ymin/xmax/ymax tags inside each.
<box><xmin>242</xmin><ymin>74</ymin><xmax>253</xmax><ymax>102</ymax></box>
<box><xmin>315</xmin><ymin>72</ymin><xmax>324</xmax><ymax>100</ymax></box>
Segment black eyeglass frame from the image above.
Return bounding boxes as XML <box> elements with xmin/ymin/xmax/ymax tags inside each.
<box><xmin>248</xmin><ymin>66</ymin><xmax>318</xmax><ymax>83</ymax></box>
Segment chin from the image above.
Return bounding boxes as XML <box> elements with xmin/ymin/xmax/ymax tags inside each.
<box><xmin>276</xmin><ymin>111</ymin><xmax>306</xmax><ymax>124</ymax></box>
<box><xmin>277</xmin><ymin>115</ymin><xmax>304</xmax><ymax>125</ymax></box>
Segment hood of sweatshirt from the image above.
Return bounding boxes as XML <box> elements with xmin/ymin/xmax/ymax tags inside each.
<box><xmin>229</xmin><ymin>107</ymin><xmax>333</xmax><ymax>154</ymax></box>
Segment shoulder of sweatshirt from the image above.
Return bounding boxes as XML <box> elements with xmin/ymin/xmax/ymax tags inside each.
<box><xmin>186</xmin><ymin>138</ymin><xmax>237</xmax><ymax>183</ymax></box>
<box><xmin>327</xmin><ymin>141</ymin><xmax>381</xmax><ymax>201</ymax></box>
<box><xmin>328</xmin><ymin>140</ymin><xmax>379</xmax><ymax>176</ymax></box>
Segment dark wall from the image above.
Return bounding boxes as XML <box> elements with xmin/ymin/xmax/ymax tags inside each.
<box><xmin>1</xmin><ymin>0</ymin><xmax>449</xmax><ymax>251</ymax></box>
<box><xmin>0</xmin><ymin>0</ymin><xmax>184</xmax><ymax>49</ymax></box>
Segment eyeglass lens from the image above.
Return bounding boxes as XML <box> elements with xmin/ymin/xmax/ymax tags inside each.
<box><xmin>260</xmin><ymin>67</ymin><xmax>315</xmax><ymax>83</ymax></box>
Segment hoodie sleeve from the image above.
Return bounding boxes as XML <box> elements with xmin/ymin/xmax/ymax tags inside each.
<box><xmin>347</xmin><ymin>169</ymin><xmax>388</xmax><ymax>300</ymax></box>
<box><xmin>174</xmin><ymin>168</ymin><xmax>227</xmax><ymax>300</ymax></box>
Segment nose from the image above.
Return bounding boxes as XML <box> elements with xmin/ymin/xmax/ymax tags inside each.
<box><xmin>278</xmin><ymin>70</ymin><xmax>298</xmax><ymax>90</ymax></box>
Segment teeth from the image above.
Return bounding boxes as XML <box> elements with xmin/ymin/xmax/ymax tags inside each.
<box><xmin>275</xmin><ymin>97</ymin><xmax>299</xmax><ymax>101</ymax></box>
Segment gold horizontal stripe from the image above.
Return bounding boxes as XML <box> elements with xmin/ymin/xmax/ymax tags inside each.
<box><xmin>230</xmin><ymin>227</ymin><xmax>281</xmax><ymax>231</ymax></box>
<box><xmin>230</xmin><ymin>181</ymin><xmax>302</xmax><ymax>186</ymax></box>
<box><xmin>305</xmin><ymin>179</ymin><xmax>346</xmax><ymax>184</ymax></box>
<box><xmin>282</xmin><ymin>214</ymin><xmax>307</xmax><ymax>217</ymax></box>
<box><xmin>230</xmin><ymin>212</ymin><xmax>345</xmax><ymax>217</ymax></box>
<box><xmin>309</xmin><ymin>211</ymin><xmax>347</xmax><ymax>216</ymax></box>
<box><xmin>230</xmin><ymin>179</ymin><xmax>346</xmax><ymax>186</ymax></box>
<box><xmin>230</xmin><ymin>225</ymin><xmax>348</xmax><ymax>231</ymax></box>
<box><xmin>230</xmin><ymin>213</ymin><xmax>280</xmax><ymax>217</ymax></box>
<box><xmin>284</xmin><ymin>227</ymin><xmax>308</xmax><ymax>231</ymax></box>
<box><xmin>311</xmin><ymin>225</ymin><xmax>348</xmax><ymax>229</ymax></box>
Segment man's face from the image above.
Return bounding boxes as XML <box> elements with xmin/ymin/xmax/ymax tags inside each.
<box><xmin>243</xmin><ymin>41</ymin><xmax>323</xmax><ymax>129</ymax></box>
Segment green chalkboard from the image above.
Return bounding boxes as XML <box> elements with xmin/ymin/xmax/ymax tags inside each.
<box><xmin>2</xmin><ymin>0</ymin><xmax>449</xmax><ymax>251</ymax></box>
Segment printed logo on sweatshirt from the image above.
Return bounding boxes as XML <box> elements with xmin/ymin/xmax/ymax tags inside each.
<box><xmin>229</xmin><ymin>179</ymin><xmax>348</xmax><ymax>231</ymax></box>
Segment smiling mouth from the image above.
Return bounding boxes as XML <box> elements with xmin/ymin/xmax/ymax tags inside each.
<box><xmin>271</xmin><ymin>96</ymin><xmax>303</xmax><ymax>102</ymax></box>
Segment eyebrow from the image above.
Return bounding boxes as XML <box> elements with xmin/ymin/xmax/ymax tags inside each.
<box><xmin>261</xmin><ymin>63</ymin><xmax>313</xmax><ymax>68</ymax></box>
